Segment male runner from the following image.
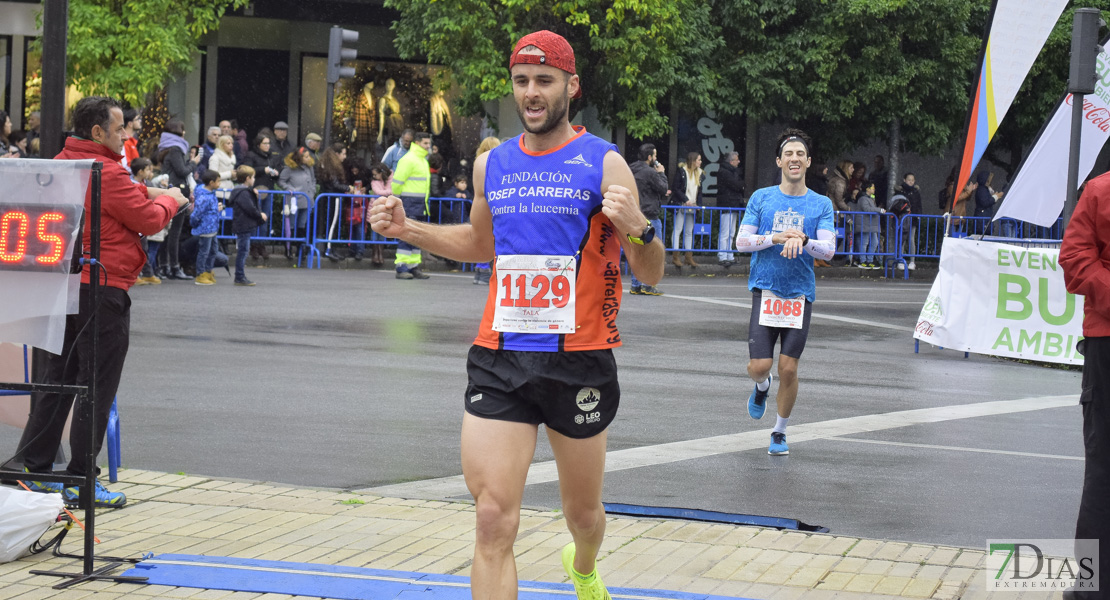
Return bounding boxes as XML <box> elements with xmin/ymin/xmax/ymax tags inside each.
<box><xmin>369</xmin><ymin>30</ymin><xmax>663</xmax><ymax>600</ymax></box>
<box><xmin>734</xmin><ymin>129</ymin><xmax>835</xmax><ymax>455</ymax></box>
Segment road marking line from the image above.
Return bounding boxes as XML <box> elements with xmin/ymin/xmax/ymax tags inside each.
<box><xmin>662</xmin><ymin>293</ymin><xmax>916</xmax><ymax>332</ymax></box>
<box><xmin>826</xmin><ymin>436</ymin><xmax>1083</xmax><ymax>461</ymax></box>
<box><xmin>359</xmin><ymin>395</ymin><xmax>1078</xmax><ymax>499</ymax></box>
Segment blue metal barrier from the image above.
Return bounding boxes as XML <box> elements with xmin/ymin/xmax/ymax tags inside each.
<box><xmin>660</xmin><ymin>205</ymin><xmax>746</xmax><ymax>256</ymax></box>
<box><xmin>216</xmin><ymin>189</ymin><xmax>317</xmax><ymax>268</ymax></box>
<box><xmin>833</xmin><ymin>211</ymin><xmax>900</xmax><ymax>275</ymax></box>
<box><xmin>311</xmin><ymin>194</ymin><xmax>476</xmax><ymax>268</ymax></box>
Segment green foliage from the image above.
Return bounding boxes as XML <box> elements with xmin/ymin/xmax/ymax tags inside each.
<box><xmin>389</xmin><ymin>0</ymin><xmax>1086</xmax><ymax>162</ymax></box>
<box><xmin>384</xmin><ymin>0</ymin><xmax>720</xmax><ymax>138</ymax></box>
<box><xmin>56</xmin><ymin>0</ymin><xmax>248</xmax><ymax>107</ymax></box>
<box><xmin>709</xmin><ymin>0</ymin><xmax>986</xmax><ymax>159</ymax></box>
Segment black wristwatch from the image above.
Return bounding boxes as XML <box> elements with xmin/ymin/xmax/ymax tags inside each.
<box><xmin>801</xmin><ymin>234</ymin><xmax>810</xmax><ymax>247</ymax></box>
<box><xmin>628</xmin><ymin>220</ymin><xmax>656</xmax><ymax>245</ymax></box>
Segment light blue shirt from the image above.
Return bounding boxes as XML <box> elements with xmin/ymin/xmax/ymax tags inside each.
<box><xmin>741</xmin><ymin>186</ymin><xmax>834</xmax><ymax>302</ymax></box>
<box><xmin>382</xmin><ymin>142</ymin><xmax>409</xmax><ymax>172</ymax></box>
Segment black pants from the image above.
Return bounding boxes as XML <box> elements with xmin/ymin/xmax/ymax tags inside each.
<box><xmin>158</xmin><ymin>210</ymin><xmax>188</xmax><ymax>269</ymax></box>
<box><xmin>1075</xmin><ymin>336</ymin><xmax>1109</xmax><ymax>599</ymax></box>
<box><xmin>17</xmin><ymin>285</ymin><xmax>131</xmax><ymax>477</ymax></box>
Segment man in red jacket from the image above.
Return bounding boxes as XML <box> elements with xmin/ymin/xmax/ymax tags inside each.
<box><xmin>18</xmin><ymin>96</ymin><xmax>187</xmax><ymax>508</ymax></box>
<box><xmin>1060</xmin><ymin>173</ymin><xmax>1110</xmax><ymax>599</ymax></box>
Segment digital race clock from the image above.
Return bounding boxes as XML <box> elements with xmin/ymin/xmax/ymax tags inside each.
<box><xmin>0</xmin><ymin>203</ymin><xmax>83</xmax><ymax>273</ymax></box>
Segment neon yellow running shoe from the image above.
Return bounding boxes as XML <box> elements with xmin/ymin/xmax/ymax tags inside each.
<box><xmin>561</xmin><ymin>542</ymin><xmax>611</xmax><ymax>600</ymax></box>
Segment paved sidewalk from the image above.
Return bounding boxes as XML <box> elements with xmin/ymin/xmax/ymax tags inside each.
<box><xmin>1</xmin><ymin>469</ymin><xmax>1029</xmax><ymax>600</ymax></box>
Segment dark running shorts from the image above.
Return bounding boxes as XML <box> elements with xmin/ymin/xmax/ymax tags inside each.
<box><xmin>748</xmin><ymin>289</ymin><xmax>814</xmax><ymax>360</ymax></box>
<box><xmin>464</xmin><ymin>345</ymin><xmax>620</xmax><ymax>439</ymax></box>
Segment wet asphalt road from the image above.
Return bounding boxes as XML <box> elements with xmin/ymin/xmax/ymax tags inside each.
<box><xmin>0</xmin><ymin>264</ymin><xmax>1085</xmax><ymax>548</ymax></box>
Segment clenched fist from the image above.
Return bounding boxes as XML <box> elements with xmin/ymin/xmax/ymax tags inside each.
<box><xmin>601</xmin><ymin>184</ymin><xmax>646</xmax><ymax>237</ymax></box>
<box><xmin>369</xmin><ymin>195</ymin><xmax>407</xmax><ymax>239</ymax></box>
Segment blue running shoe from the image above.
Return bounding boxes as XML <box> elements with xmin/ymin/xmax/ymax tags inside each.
<box><xmin>63</xmin><ymin>479</ymin><xmax>127</xmax><ymax>508</ymax></box>
<box><xmin>769</xmin><ymin>432</ymin><xmax>789</xmax><ymax>455</ymax></box>
<box><xmin>747</xmin><ymin>373</ymin><xmax>772</xmax><ymax>419</ymax></box>
<box><xmin>21</xmin><ymin>468</ymin><xmax>63</xmax><ymax>494</ymax></box>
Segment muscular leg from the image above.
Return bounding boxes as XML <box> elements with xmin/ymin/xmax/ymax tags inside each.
<box><xmin>548</xmin><ymin>428</ymin><xmax>608</xmax><ymax>576</ymax></box>
<box><xmin>776</xmin><ymin>355</ymin><xmax>799</xmax><ymax>418</ymax></box>
<box><xmin>461</xmin><ymin>413</ymin><xmax>538</xmax><ymax>600</ymax></box>
<box><xmin>747</xmin><ymin>358</ymin><xmax>773</xmax><ymax>383</ymax></box>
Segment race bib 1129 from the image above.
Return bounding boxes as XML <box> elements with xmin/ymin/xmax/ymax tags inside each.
<box><xmin>492</xmin><ymin>254</ymin><xmax>576</xmax><ymax>334</ymax></box>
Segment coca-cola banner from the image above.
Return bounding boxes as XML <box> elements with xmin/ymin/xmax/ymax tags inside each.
<box><xmin>995</xmin><ymin>41</ymin><xmax>1110</xmax><ymax>227</ymax></box>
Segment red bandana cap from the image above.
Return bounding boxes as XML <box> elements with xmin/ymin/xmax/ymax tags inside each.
<box><xmin>509</xmin><ymin>30</ymin><xmax>582</xmax><ymax>99</ymax></box>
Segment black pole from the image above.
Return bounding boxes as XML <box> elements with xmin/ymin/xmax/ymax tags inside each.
<box><xmin>1065</xmin><ymin>93</ymin><xmax>1084</xmax><ymax>230</ymax></box>
<box><xmin>84</xmin><ymin>162</ymin><xmax>101</xmax><ymax>576</ymax></box>
<box><xmin>1065</xmin><ymin>8</ymin><xmax>1104</xmax><ymax>231</ymax></box>
<box><xmin>40</xmin><ymin>0</ymin><xmax>69</xmax><ymax>159</ymax></box>
<box><xmin>323</xmin><ymin>81</ymin><xmax>335</xmax><ymax>150</ymax></box>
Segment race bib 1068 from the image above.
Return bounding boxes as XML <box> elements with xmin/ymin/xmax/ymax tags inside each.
<box><xmin>492</xmin><ymin>254</ymin><xmax>576</xmax><ymax>334</ymax></box>
<box><xmin>758</xmin><ymin>290</ymin><xmax>805</xmax><ymax>329</ymax></box>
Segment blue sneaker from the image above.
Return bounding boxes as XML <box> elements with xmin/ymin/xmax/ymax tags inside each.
<box><xmin>63</xmin><ymin>479</ymin><xmax>127</xmax><ymax>508</ymax></box>
<box><xmin>769</xmin><ymin>432</ymin><xmax>789</xmax><ymax>455</ymax></box>
<box><xmin>21</xmin><ymin>468</ymin><xmax>63</xmax><ymax>494</ymax></box>
<box><xmin>747</xmin><ymin>373</ymin><xmax>772</xmax><ymax>419</ymax></box>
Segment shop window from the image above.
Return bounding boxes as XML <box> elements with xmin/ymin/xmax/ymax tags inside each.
<box><xmin>300</xmin><ymin>56</ymin><xmax>482</xmax><ymax>172</ymax></box>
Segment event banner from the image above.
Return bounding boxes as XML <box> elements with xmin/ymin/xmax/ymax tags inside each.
<box><xmin>955</xmin><ymin>0</ymin><xmax>1068</xmax><ymax>197</ymax></box>
<box><xmin>914</xmin><ymin>238</ymin><xmax>1085</xmax><ymax>366</ymax></box>
<box><xmin>0</xmin><ymin>159</ymin><xmax>90</xmax><ymax>355</ymax></box>
<box><xmin>995</xmin><ymin>41</ymin><xmax>1110</xmax><ymax>227</ymax></box>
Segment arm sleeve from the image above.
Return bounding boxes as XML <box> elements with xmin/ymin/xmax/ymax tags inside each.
<box><xmin>804</xmin><ymin>202</ymin><xmax>837</xmax><ymax>260</ymax></box>
<box><xmin>1060</xmin><ymin>185</ymin><xmax>1110</xmax><ymax>300</ymax></box>
<box><xmin>804</xmin><ymin>229</ymin><xmax>836</xmax><ymax>261</ymax></box>
<box><xmin>735</xmin><ymin>224</ymin><xmax>774</xmax><ymax>252</ymax></box>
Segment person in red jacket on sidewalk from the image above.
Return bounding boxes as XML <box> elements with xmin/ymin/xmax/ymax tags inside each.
<box><xmin>1060</xmin><ymin>173</ymin><xmax>1110</xmax><ymax>599</ymax></box>
<box><xmin>17</xmin><ymin>96</ymin><xmax>187</xmax><ymax>508</ymax></box>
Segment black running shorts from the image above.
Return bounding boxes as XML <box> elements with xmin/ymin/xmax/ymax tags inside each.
<box><xmin>748</xmin><ymin>289</ymin><xmax>814</xmax><ymax>360</ymax></box>
<box><xmin>464</xmin><ymin>345</ymin><xmax>620</xmax><ymax>439</ymax></box>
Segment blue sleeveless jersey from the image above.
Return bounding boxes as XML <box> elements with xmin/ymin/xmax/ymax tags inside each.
<box><xmin>475</xmin><ymin>127</ymin><xmax>623</xmax><ymax>352</ymax></box>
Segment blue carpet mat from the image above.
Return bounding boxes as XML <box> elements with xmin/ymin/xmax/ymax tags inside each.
<box><xmin>123</xmin><ymin>554</ymin><xmax>755</xmax><ymax>600</ymax></box>
<box><xmin>603</xmin><ymin>503</ymin><xmax>830</xmax><ymax>533</ymax></box>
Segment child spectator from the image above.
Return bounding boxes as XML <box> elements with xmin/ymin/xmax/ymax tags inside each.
<box><xmin>130</xmin><ymin>158</ymin><xmax>164</xmax><ymax>286</ymax></box>
<box><xmin>129</xmin><ymin>157</ymin><xmax>153</xmax><ymax>185</ymax></box>
<box><xmin>452</xmin><ymin>173</ymin><xmax>473</xmax><ymax>201</ymax></box>
<box><xmin>192</xmin><ymin>170</ymin><xmax>223</xmax><ymax>285</ymax></box>
<box><xmin>368</xmin><ymin>163</ymin><xmax>392</xmax><ymax>267</ymax></box>
<box><xmin>449</xmin><ymin>173</ymin><xmax>472</xmax><ymax>222</ymax></box>
<box><xmin>227</xmin><ymin>165</ymin><xmax>267</xmax><ymax>286</ymax></box>
<box><xmin>855</xmin><ymin>182</ymin><xmax>885</xmax><ymax>270</ymax></box>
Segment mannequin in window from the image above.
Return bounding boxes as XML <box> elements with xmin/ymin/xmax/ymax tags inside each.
<box><xmin>429</xmin><ymin>90</ymin><xmax>453</xmax><ymax>137</ymax></box>
<box><xmin>377</xmin><ymin>78</ymin><xmax>405</xmax><ymax>147</ymax></box>
<box><xmin>351</xmin><ymin>81</ymin><xmax>376</xmax><ymax>154</ymax></box>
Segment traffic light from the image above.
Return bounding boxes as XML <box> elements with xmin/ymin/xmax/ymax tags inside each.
<box><xmin>327</xmin><ymin>26</ymin><xmax>359</xmax><ymax>84</ymax></box>
<box><xmin>1069</xmin><ymin>8</ymin><xmax>1104</xmax><ymax>95</ymax></box>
